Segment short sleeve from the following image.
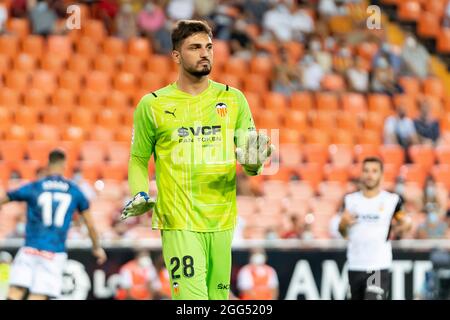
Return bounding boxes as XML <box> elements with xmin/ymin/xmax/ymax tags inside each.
<box><xmin>76</xmin><ymin>188</ymin><xmax>90</xmax><ymax>213</ymax></box>
<box><xmin>393</xmin><ymin>195</ymin><xmax>405</xmax><ymax>220</ymax></box>
<box><xmin>131</xmin><ymin>95</ymin><xmax>157</xmax><ymax>158</ymax></box>
<box><xmin>6</xmin><ymin>183</ymin><xmax>33</xmax><ymax>202</ymax></box>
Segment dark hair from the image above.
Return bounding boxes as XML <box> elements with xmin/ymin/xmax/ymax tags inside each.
<box><xmin>49</xmin><ymin>149</ymin><xmax>66</xmax><ymax>164</ymax></box>
<box><xmin>362</xmin><ymin>157</ymin><xmax>384</xmax><ymax>172</ymax></box>
<box><xmin>171</xmin><ymin>20</ymin><xmax>212</xmax><ymax>50</ymax></box>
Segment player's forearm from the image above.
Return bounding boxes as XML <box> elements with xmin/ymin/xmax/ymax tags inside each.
<box><xmin>86</xmin><ymin>224</ymin><xmax>101</xmax><ymax>249</ymax></box>
<box><xmin>128</xmin><ymin>154</ymin><xmax>150</xmax><ymax>196</ymax></box>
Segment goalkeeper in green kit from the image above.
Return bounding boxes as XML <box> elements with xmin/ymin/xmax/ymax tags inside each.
<box><xmin>121</xmin><ymin>20</ymin><xmax>274</xmax><ymax>300</ymax></box>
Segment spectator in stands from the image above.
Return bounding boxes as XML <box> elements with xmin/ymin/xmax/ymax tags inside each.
<box><xmin>299</xmin><ymin>54</ymin><xmax>324</xmax><ymax>91</ymax></box>
<box><xmin>371</xmin><ymin>56</ymin><xmax>403</xmax><ymax>96</ymax></box>
<box><xmin>444</xmin><ymin>1</ymin><xmax>450</xmax><ymax>28</ymax></box>
<box><xmin>115</xmin><ymin>249</ymin><xmax>161</xmax><ymax>300</ymax></box>
<box><xmin>401</xmin><ymin>34</ymin><xmax>430</xmax><ymax>79</ymax></box>
<box><xmin>333</xmin><ymin>45</ymin><xmax>353</xmax><ymax>75</ymax></box>
<box><xmin>262</xmin><ymin>0</ymin><xmax>293</xmax><ymax>42</ymax></box>
<box><xmin>0</xmin><ymin>1</ymin><xmax>7</xmax><ymax>34</ymax></box>
<box><xmin>272</xmin><ymin>47</ymin><xmax>301</xmax><ymax>96</ymax></box>
<box><xmin>97</xmin><ymin>0</ymin><xmax>120</xmax><ymax>34</ymax></box>
<box><xmin>11</xmin><ymin>0</ymin><xmax>28</xmax><ymax>18</ymax></box>
<box><xmin>318</xmin><ymin>0</ymin><xmax>348</xmax><ymax>18</ymax></box>
<box><xmin>208</xmin><ymin>3</ymin><xmax>237</xmax><ymax>40</ymax></box>
<box><xmin>229</xmin><ymin>18</ymin><xmax>254</xmax><ymax>60</ymax></box>
<box><xmin>137</xmin><ymin>1</ymin><xmax>171</xmax><ymax>54</ymax></box>
<box><xmin>414</xmin><ymin>100</ymin><xmax>440</xmax><ymax>146</ymax></box>
<box><xmin>237</xmin><ymin>248</ymin><xmax>279</xmax><ymax>300</ymax></box>
<box><xmin>167</xmin><ymin>0</ymin><xmax>195</xmax><ymax>21</ymax></box>
<box><xmin>116</xmin><ymin>2</ymin><xmax>137</xmax><ymax>40</ymax></box>
<box><xmin>281</xmin><ymin>215</ymin><xmax>303</xmax><ymax>239</ymax></box>
<box><xmin>73</xmin><ymin>168</ymin><xmax>97</xmax><ymax>201</ymax></box>
<box><xmin>347</xmin><ymin>56</ymin><xmax>369</xmax><ymax>92</ymax></box>
<box><xmin>416</xmin><ymin>205</ymin><xmax>448</xmax><ymax>239</ymax></box>
<box><xmin>193</xmin><ymin>0</ymin><xmax>217</xmax><ymax>18</ymax></box>
<box><xmin>310</xmin><ymin>36</ymin><xmax>332</xmax><ymax>73</ymax></box>
<box><xmin>290</xmin><ymin>3</ymin><xmax>315</xmax><ymax>42</ymax></box>
<box><xmin>372</xmin><ymin>42</ymin><xmax>402</xmax><ymax>76</ymax></box>
<box><xmin>29</xmin><ymin>0</ymin><xmax>58</xmax><ymax>37</ymax></box>
<box><xmin>265</xmin><ymin>227</ymin><xmax>279</xmax><ymax>240</ymax></box>
<box><xmin>384</xmin><ymin>106</ymin><xmax>419</xmax><ymax>150</ymax></box>
<box><xmin>244</xmin><ymin>0</ymin><xmax>270</xmax><ymax>24</ymax></box>
<box><xmin>153</xmin><ymin>254</ymin><xmax>171</xmax><ymax>299</ymax></box>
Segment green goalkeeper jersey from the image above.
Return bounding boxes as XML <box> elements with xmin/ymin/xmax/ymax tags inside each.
<box><xmin>130</xmin><ymin>80</ymin><xmax>256</xmax><ymax>232</ymax></box>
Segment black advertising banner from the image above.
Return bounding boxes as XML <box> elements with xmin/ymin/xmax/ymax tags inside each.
<box><xmin>0</xmin><ymin>247</ymin><xmax>436</xmax><ymax>300</ymax></box>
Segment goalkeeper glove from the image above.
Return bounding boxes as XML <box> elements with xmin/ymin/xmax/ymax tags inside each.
<box><xmin>121</xmin><ymin>192</ymin><xmax>156</xmax><ymax>220</ymax></box>
<box><xmin>236</xmin><ymin>131</ymin><xmax>275</xmax><ymax>174</ymax></box>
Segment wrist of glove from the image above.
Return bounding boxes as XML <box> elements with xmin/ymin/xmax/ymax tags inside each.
<box><xmin>121</xmin><ymin>192</ymin><xmax>156</xmax><ymax>220</ymax></box>
<box><xmin>236</xmin><ymin>131</ymin><xmax>275</xmax><ymax>171</ymax></box>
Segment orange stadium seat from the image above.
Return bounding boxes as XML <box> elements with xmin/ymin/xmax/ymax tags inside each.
<box><xmin>80</xmin><ymin>161</ymin><xmax>101</xmax><ymax>183</ymax></box>
<box><xmin>128</xmin><ymin>37</ymin><xmax>152</xmax><ymax>59</ymax></box>
<box><xmin>321</xmin><ymin>74</ymin><xmax>346</xmax><ymax>91</ymax></box>
<box><xmin>103</xmin><ymin>37</ymin><xmax>126</xmax><ymax>58</ymax></box>
<box><xmin>364</xmin><ymin>112</ymin><xmax>384</xmax><ymax>132</ymax></box>
<box><xmin>31</xmin><ymin>70</ymin><xmax>56</xmax><ymax>95</ymax></box>
<box><xmin>42</xmin><ymin>106</ymin><xmax>69</xmax><ymax>127</ymax></box>
<box><xmin>94</xmin><ymin>54</ymin><xmax>117</xmax><ymax>74</ymax></box>
<box><xmin>0</xmin><ymin>107</ymin><xmax>12</xmax><ymax>130</ymax></box>
<box><xmin>249</xmin><ymin>56</ymin><xmax>273</xmax><ymax>78</ymax></box>
<box><xmin>26</xmin><ymin>141</ymin><xmax>56</xmax><ymax>167</ymax></box>
<box><xmin>330</xmin><ymin>129</ymin><xmax>355</xmax><ymax>145</ymax></box>
<box><xmin>62</xmin><ymin>126</ymin><xmax>86</xmax><ymax>144</ymax></box>
<box><xmin>140</xmin><ymin>72</ymin><xmax>165</xmax><ymax>92</ymax></box>
<box><xmin>356</xmin><ymin>41</ymin><xmax>379</xmax><ymax>61</ymax></box>
<box><xmin>85</xmin><ymin>71</ymin><xmax>111</xmax><ymax>94</ymax></box>
<box><xmin>417</xmin><ymin>12</ymin><xmax>441</xmax><ymax>38</ymax></box>
<box><xmin>304</xmin><ymin>129</ymin><xmax>330</xmax><ymax>145</ymax></box>
<box><xmin>324</xmin><ymin>164</ymin><xmax>349</xmax><ymax>185</ymax></box>
<box><xmin>122</xmin><ymin>109</ymin><xmax>133</xmax><ymax>126</ymax></box>
<box><xmin>354</xmin><ymin>144</ymin><xmax>380</xmax><ymax>163</ymax></box>
<box><xmin>341</xmin><ymin>93</ymin><xmax>367</xmax><ymax>114</ymax></box>
<box><xmin>0</xmin><ymin>54</ymin><xmax>10</xmax><ymax>75</ymax></box>
<box><xmin>283</xmin><ymin>41</ymin><xmax>304</xmax><ymax>62</ymax></box>
<box><xmin>297</xmin><ymin>163</ymin><xmax>323</xmax><ymax>191</ymax></box>
<box><xmin>398</xmin><ymin>0</ymin><xmax>421</xmax><ymax>21</ymax></box>
<box><xmin>329</xmin><ymin>144</ymin><xmax>354</xmax><ymax>167</ymax></box>
<box><xmin>17</xmin><ymin>160</ymin><xmax>39</xmax><ymax>180</ymax></box>
<box><xmin>423</xmin><ymin>77</ymin><xmax>445</xmax><ymax>99</ymax></box>
<box><xmin>279</xmin><ymin>128</ymin><xmax>303</xmax><ymax>144</ymax></box>
<box><xmin>431</xmin><ymin>164</ymin><xmax>450</xmax><ymax>190</ymax></box>
<box><xmin>356</xmin><ymin>129</ymin><xmax>382</xmax><ymax>146</ymax></box>
<box><xmin>24</xmin><ymin>89</ymin><xmax>48</xmax><ymax>109</ymax></box>
<box><xmin>211</xmin><ymin>40</ymin><xmax>230</xmax><ymax>65</ymax></box>
<box><xmin>290</xmin><ymin>91</ymin><xmax>314</xmax><ymax>112</ymax></box>
<box><xmin>13</xmin><ymin>53</ymin><xmax>36</xmax><ymax>72</ymax></box>
<box><xmin>393</xmin><ymin>94</ymin><xmax>418</xmax><ymax>118</ymax></box>
<box><xmin>106</xmin><ymin>142</ymin><xmax>130</xmax><ymax>164</ymax></box>
<box><xmin>5</xmin><ymin>71</ymin><xmax>29</xmax><ymax>92</ymax></box>
<box><xmin>0</xmin><ymin>141</ymin><xmax>26</xmax><ymax>166</ymax></box>
<box><xmin>7</xmin><ymin>18</ymin><xmax>29</xmax><ymax>39</ymax></box>
<box><xmin>310</xmin><ymin>111</ymin><xmax>336</xmax><ymax>130</ymax></box>
<box><xmin>47</xmin><ymin>35</ymin><xmax>72</xmax><ymax>56</ymax></box>
<box><xmin>0</xmin><ymin>35</ymin><xmax>19</xmax><ymax>58</ymax></box>
<box><xmin>80</xmin><ymin>141</ymin><xmax>106</xmax><ymax>163</ymax></box>
<box><xmin>287</xmin><ymin>180</ymin><xmax>314</xmax><ymax>200</ymax></box>
<box><xmin>147</xmin><ymin>55</ymin><xmax>172</xmax><ymax>75</ymax></box>
<box><xmin>106</xmin><ymin>90</ymin><xmax>130</xmax><ymax>109</ymax></box>
<box><xmin>100</xmin><ymin>161</ymin><xmax>128</xmax><ymax>181</ymax></box>
<box><xmin>97</xmin><ymin>108</ymin><xmax>121</xmax><ymax>129</ymax></box>
<box><xmin>32</xmin><ymin>125</ymin><xmax>60</xmax><ymax>142</ymax></box>
<box><xmin>400</xmin><ymin>164</ymin><xmax>427</xmax><ymax>188</ymax></box>
<box><xmin>283</xmin><ymin>110</ymin><xmax>307</xmax><ymax>131</ymax></box>
<box><xmin>224</xmin><ymin>58</ymin><xmax>249</xmax><ymax>79</ymax></box>
<box><xmin>52</xmin><ymin>89</ymin><xmax>76</xmax><ymax>109</ymax></box>
<box><xmin>4</xmin><ymin>125</ymin><xmax>29</xmax><ymax>142</ymax></box>
<box><xmin>67</xmin><ymin>54</ymin><xmax>91</xmax><ymax>75</ymax></box>
<box><xmin>379</xmin><ymin>144</ymin><xmax>405</xmax><ymax>169</ymax></box>
<box><xmin>316</xmin><ymin>92</ymin><xmax>339</xmax><ymax>111</ymax></box>
<box><xmin>216</xmin><ymin>74</ymin><xmax>242</xmax><ymax>89</ymax></box>
<box><xmin>425</xmin><ymin>0</ymin><xmax>447</xmax><ymax>18</ymax></box>
<box><xmin>303</xmin><ymin>144</ymin><xmax>328</xmax><ymax>166</ymax></box>
<box><xmin>22</xmin><ymin>35</ymin><xmax>44</xmax><ymax>58</ymax></box>
<box><xmin>59</xmin><ymin>71</ymin><xmax>82</xmax><ymax>93</ymax></box>
<box><xmin>14</xmin><ymin>107</ymin><xmax>39</xmax><ymax>128</ymax></box>
<box><xmin>255</xmin><ymin>109</ymin><xmax>281</xmax><ymax>129</ymax></box>
<box><xmin>40</xmin><ymin>53</ymin><xmax>67</xmax><ymax>73</ymax></box>
<box><xmin>76</xmin><ymin>36</ymin><xmax>99</xmax><ymax>57</ymax></box>
<box><xmin>368</xmin><ymin>94</ymin><xmax>393</xmax><ymax>118</ymax></box>
<box><xmin>90</xmin><ymin>126</ymin><xmax>115</xmax><ymax>141</ymax></box>
<box><xmin>399</xmin><ymin>77</ymin><xmax>421</xmax><ymax>98</ymax></box>
<box><xmin>243</xmin><ymin>92</ymin><xmax>261</xmax><ymax>114</ymax></box>
<box><xmin>264</xmin><ymin>92</ymin><xmax>288</xmax><ymax>114</ymax></box>
<box><xmin>113</xmin><ymin>72</ymin><xmax>137</xmax><ymax>96</ymax></box>
<box><xmin>383</xmin><ymin>164</ymin><xmax>399</xmax><ymax>185</ymax></box>
<box><xmin>408</xmin><ymin>144</ymin><xmax>436</xmax><ymax>172</ymax></box>
<box><xmin>437</xmin><ymin>29</ymin><xmax>450</xmax><ymax>54</ymax></box>
<box><xmin>120</xmin><ymin>55</ymin><xmax>144</xmax><ymax>76</ymax></box>
<box><xmin>243</xmin><ymin>74</ymin><xmax>268</xmax><ymax>95</ymax></box>
<box><xmin>0</xmin><ymin>88</ymin><xmax>20</xmax><ymax>108</ymax></box>
<box><xmin>82</xmin><ymin>19</ymin><xmax>107</xmax><ymax>43</ymax></box>
<box><xmin>70</xmin><ymin>108</ymin><xmax>95</xmax><ymax>130</ymax></box>
<box><xmin>336</xmin><ymin>113</ymin><xmax>361</xmax><ymax>132</ymax></box>
<box><xmin>79</xmin><ymin>89</ymin><xmax>105</xmax><ymax>109</ymax></box>
<box><xmin>279</xmin><ymin>144</ymin><xmax>302</xmax><ymax>168</ymax></box>
<box><xmin>435</xmin><ymin>145</ymin><xmax>450</xmax><ymax>164</ymax></box>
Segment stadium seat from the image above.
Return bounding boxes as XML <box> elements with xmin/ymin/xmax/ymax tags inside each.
<box><xmin>400</xmin><ymin>164</ymin><xmax>427</xmax><ymax>188</ymax></box>
<box><xmin>283</xmin><ymin>110</ymin><xmax>307</xmax><ymax>131</ymax></box>
<box><xmin>85</xmin><ymin>71</ymin><xmax>111</xmax><ymax>94</ymax></box>
<box><xmin>13</xmin><ymin>53</ymin><xmax>36</xmax><ymax>72</ymax></box>
<box><xmin>100</xmin><ymin>161</ymin><xmax>128</xmax><ymax>181</ymax></box>
<box><xmin>431</xmin><ymin>164</ymin><xmax>450</xmax><ymax>190</ymax></box>
<box><xmin>82</xmin><ymin>19</ymin><xmax>107</xmax><ymax>43</ymax></box>
<box><xmin>76</xmin><ymin>36</ymin><xmax>99</xmax><ymax>57</ymax></box>
<box><xmin>0</xmin><ymin>107</ymin><xmax>12</xmax><ymax>130</ymax></box>
<box><xmin>368</xmin><ymin>94</ymin><xmax>393</xmax><ymax>118</ymax></box>
<box><xmin>330</xmin><ymin>129</ymin><xmax>355</xmax><ymax>145</ymax></box>
<box><xmin>398</xmin><ymin>0</ymin><xmax>421</xmax><ymax>21</ymax></box>
<box><xmin>0</xmin><ymin>141</ymin><xmax>26</xmax><ymax>166</ymax></box>
<box><xmin>97</xmin><ymin>108</ymin><xmax>121</xmax><ymax>129</ymax></box>
<box><xmin>32</xmin><ymin>125</ymin><xmax>60</xmax><ymax>142</ymax></box>
<box><xmin>341</xmin><ymin>93</ymin><xmax>367</xmax><ymax>114</ymax></box>
<box><xmin>321</xmin><ymin>74</ymin><xmax>346</xmax><ymax>91</ymax></box>
<box><xmin>303</xmin><ymin>144</ymin><xmax>328</xmax><ymax>166</ymax></box>
<box><xmin>22</xmin><ymin>35</ymin><xmax>44</xmax><ymax>58</ymax></box>
<box><xmin>393</xmin><ymin>94</ymin><xmax>418</xmax><ymax>118</ymax></box>
<box><xmin>304</xmin><ymin>128</ymin><xmax>330</xmax><ymax>145</ymax></box>
<box><xmin>52</xmin><ymin>88</ymin><xmax>76</xmax><ymax>109</ymax></box>
<box><xmin>106</xmin><ymin>142</ymin><xmax>130</xmax><ymax>164</ymax></box>
<box><xmin>216</xmin><ymin>74</ymin><xmax>242</xmax><ymax>89</ymax></box>
<box><xmin>70</xmin><ymin>108</ymin><xmax>95</xmax><ymax>130</ymax></box>
<box><xmin>383</xmin><ymin>164</ymin><xmax>400</xmax><ymax>185</ymax></box>
<box><xmin>437</xmin><ymin>28</ymin><xmax>450</xmax><ymax>54</ymax></box>
<box><xmin>354</xmin><ymin>144</ymin><xmax>380</xmax><ymax>163</ymax></box>
<box><xmin>264</xmin><ymin>92</ymin><xmax>288</xmax><ymax>114</ymax></box>
<box><xmin>89</xmin><ymin>126</ymin><xmax>115</xmax><ymax>142</ymax></box>
<box><xmin>5</xmin><ymin>71</ymin><xmax>29</xmax><ymax>92</ymax></box>
<box><xmin>122</xmin><ymin>109</ymin><xmax>133</xmax><ymax>126</ymax></box>
<box><xmin>243</xmin><ymin>74</ymin><xmax>268</xmax><ymax>95</ymax></box>
<box><xmin>408</xmin><ymin>145</ymin><xmax>436</xmax><ymax>172</ymax></box>
<box><xmin>103</xmin><ymin>37</ymin><xmax>126</xmax><ymax>58</ymax></box>
<box><xmin>7</xmin><ymin>18</ymin><xmax>29</xmax><ymax>39</ymax></box>
<box><xmin>128</xmin><ymin>37</ymin><xmax>152</xmax><ymax>59</ymax></box>
<box><xmin>42</xmin><ymin>106</ymin><xmax>69</xmax><ymax>128</ymax></box>
<box><xmin>423</xmin><ymin>77</ymin><xmax>445</xmax><ymax>99</ymax></box>
<box><xmin>147</xmin><ymin>55</ymin><xmax>172</xmax><ymax>75</ymax></box>
<box><xmin>283</xmin><ymin>41</ymin><xmax>304</xmax><ymax>62</ymax></box>
<box><xmin>324</xmin><ymin>164</ymin><xmax>349</xmax><ymax>185</ymax></box>
<box><xmin>297</xmin><ymin>163</ymin><xmax>323</xmax><ymax>191</ymax></box>
<box><xmin>254</xmin><ymin>109</ymin><xmax>281</xmax><ymax>129</ymax></box>
<box><xmin>287</xmin><ymin>180</ymin><xmax>314</xmax><ymax>200</ymax></box>
<box><xmin>336</xmin><ymin>113</ymin><xmax>361</xmax><ymax>132</ymax></box>
<box><xmin>115</xmin><ymin>126</ymin><xmax>132</xmax><ymax>143</ymax></box>
<box><xmin>290</xmin><ymin>91</ymin><xmax>313</xmax><ymax>112</ymax></box>
<box><xmin>40</xmin><ymin>53</ymin><xmax>66</xmax><ymax>73</ymax></box>
<box><xmin>417</xmin><ymin>12</ymin><xmax>441</xmax><ymax>38</ymax></box>
<box><xmin>0</xmin><ymin>88</ymin><xmax>20</xmax><ymax>108</ymax></box>
<box><xmin>211</xmin><ymin>39</ymin><xmax>230</xmax><ymax>65</ymax></box>
<box><xmin>279</xmin><ymin>128</ymin><xmax>303</xmax><ymax>144</ymax></box>
<box><xmin>356</xmin><ymin>129</ymin><xmax>381</xmax><ymax>146</ymax></box>
<box><xmin>435</xmin><ymin>145</ymin><xmax>450</xmax><ymax>164</ymax></box>
<box><xmin>315</xmin><ymin>92</ymin><xmax>339</xmax><ymax>111</ymax></box>
<box><xmin>310</xmin><ymin>111</ymin><xmax>336</xmax><ymax>130</ymax></box>
<box><xmin>31</xmin><ymin>70</ymin><xmax>57</xmax><ymax>95</ymax></box>
<box><xmin>379</xmin><ymin>144</ymin><xmax>405</xmax><ymax>169</ymax></box>
<box><xmin>80</xmin><ymin>161</ymin><xmax>101</xmax><ymax>183</ymax></box>
<box><xmin>80</xmin><ymin>141</ymin><xmax>106</xmax><ymax>163</ymax></box>
<box><xmin>61</xmin><ymin>126</ymin><xmax>86</xmax><ymax>144</ymax></box>
<box><xmin>17</xmin><ymin>160</ymin><xmax>40</xmax><ymax>181</ymax></box>
<box><xmin>47</xmin><ymin>35</ymin><xmax>72</xmax><ymax>57</ymax></box>
<box><xmin>329</xmin><ymin>144</ymin><xmax>354</xmax><ymax>167</ymax></box>
<box><xmin>67</xmin><ymin>54</ymin><xmax>91</xmax><ymax>75</ymax></box>
<box><xmin>0</xmin><ymin>35</ymin><xmax>19</xmax><ymax>58</ymax></box>
<box><xmin>113</xmin><ymin>72</ymin><xmax>137</xmax><ymax>96</ymax></box>
<box><xmin>24</xmin><ymin>88</ymin><xmax>48</xmax><ymax>109</ymax></box>
<box><xmin>279</xmin><ymin>144</ymin><xmax>302</xmax><ymax>168</ymax></box>
<box><xmin>424</xmin><ymin>0</ymin><xmax>447</xmax><ymax>18</ymax></box>
<box><xmin>140</xmin><ymin>72</ymin><xmax>165</xmax><ymax>92</ymax></box>
<box><xmin>399</xmin><ymin>77</ymin><xmax>421</xmax><ymax>98</ymax></box>
<box><xmin>94</xmin><ymin>54</ymin><xmax>117</xmax><ymax>75</ymax></box>
<box><xmin>106</xmin><ymin>90</ymin><xmax>129</xmax><ymax>109</ymax></box>
<box><xmin>120</xmin><ymin>55</ymin><xmax>144</xmax><ymax>76</ymax></box>
<box><xmin>14</xmin><ymin>107</ymin><xmax>38</xmax><ymax>128</ymax></box>
<box><xmin>4</xmin><ymin>125</ymin><xmax>30</xmax><ymax>142</ymax></box>
<box><xmin>363</xmin><ymin>112</ymin><xmax>384</xmax><ymax>132</ymax></box>
<box><xmin>79</xmin><ymin>90</ymin><xmax>105</xmax><ymax>110</ymax></box>
<box><xmin>249</xmin><ymin>56</ymin><xmax>273</xmax><ymax>78</ymax></box>
<box><xmin>26</xmin><ymin>141</ymin><xmax>55</xmax><ymax>167</ymax></box>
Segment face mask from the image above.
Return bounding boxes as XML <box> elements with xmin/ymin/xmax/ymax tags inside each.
<box><xmin>427</xmin><ymin>213</ymin><xmax>439</xmax><ymax>224</ymax></box>
<box><xmin>250</xmin><ymin>253</ymin><xmax>266</xmax><ymax>265</ymax></box>
<box><xmin>406</xmin><ymin>37</ymin><xmax>416</xmax><ymax>48</ymax></box>
<box><xmin>310</xmin><ymin>41</ymin><xmax>321</xmax><ymax>52</ymax></box>
<box><xmin>138</xmin><ymin>256</ymin><xmax>152</xmax><ymax>268</ymax></box>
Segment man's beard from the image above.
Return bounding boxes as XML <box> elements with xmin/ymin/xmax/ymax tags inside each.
<box><xmin>363</xmin><ymin>178</ymin><xmax>380</xmax><ymax>190</ymax></box>
<box><xmin>184</xmin><ymin>63</ymin><xmax>211</xmax><ymax>77</ymax></box>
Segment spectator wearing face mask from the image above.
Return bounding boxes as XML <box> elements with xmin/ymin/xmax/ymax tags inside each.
<box><xmin>236</xmin><ymin>249</ymin><xmax>279</xmax><ymax>300</ymax></box>
<box><xmin>413</xmin><ymin>100</ymin><xmax>440</xmax><ymax>146</ymax></box>
<box><xmin>416</xmin><ymin>204</ymin><xmax>448</xmax><ymax>239</ymax></box>
<box><xmin>401</xmin><ymin>34</ymin><xmax>430</xmax><ymax>79</ymax></box>
<box><xmin>115</xmin><ymin>250</ymin><xmax>161</xmax><ymax>300</ymax></box>
<box><xmin>299</xmin><ymin>54</ymin><xmax>324</xmax><ymax>91</ymax></box>
<box><xmin>384</xmin><ymin>106</ymin><xmax>419</xmax><ymax>150</ymax></box>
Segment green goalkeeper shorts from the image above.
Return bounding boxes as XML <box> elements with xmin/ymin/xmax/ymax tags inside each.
<box><xmin>161</xmin><ymin>229</ymin><xmax>234</xmax><ymax>300</ymax></box>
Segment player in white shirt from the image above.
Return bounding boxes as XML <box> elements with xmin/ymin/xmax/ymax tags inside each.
<box><xmin>338</xmin><ymin>157</ymin><xmax>412</xmax><ymax>300</ymax></box>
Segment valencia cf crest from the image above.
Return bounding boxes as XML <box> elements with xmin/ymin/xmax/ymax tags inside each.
<box><xmin>215</xmin><ymin>102</ymin><xmax>227</xmax><ymax>117</ymax></box>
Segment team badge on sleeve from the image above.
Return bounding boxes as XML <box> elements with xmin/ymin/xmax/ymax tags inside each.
<box><xmin>215</xmin><ymin>102</ymin><xmax>227</xmax><ymax>117</ymax></box>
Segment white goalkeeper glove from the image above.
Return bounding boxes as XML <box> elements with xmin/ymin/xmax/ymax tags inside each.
<box><xmin>236</xmin><ymin>131</ymin><xmax>275</xmax><ymax>173</ymax></box>
<box><xmin>121</xmin><ymin>192</ymin><xmax>156</xmax><ymax>220</ymax></box>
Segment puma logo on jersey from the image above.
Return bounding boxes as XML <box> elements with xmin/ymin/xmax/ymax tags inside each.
<box><xmin>165</xmin><ymin>109</ymin><xmax>176</xmax><ymax>118</ymax></box>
